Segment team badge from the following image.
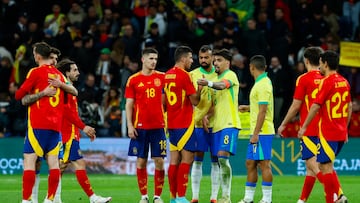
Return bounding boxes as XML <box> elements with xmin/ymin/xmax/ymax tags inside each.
<box><xmin>154</xmin><ymin>78</ymin><xmax>161</xmax><ymax>87</ymax></box>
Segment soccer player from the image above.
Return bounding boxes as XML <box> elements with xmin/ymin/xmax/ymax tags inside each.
<box><xmin>165</xmin><ymin>46</ymin><xmax>201</xmax><ymax>203</ymax></box>
<box><xmin>197</xmin><ymin>49</ymin><xmax>241</xmax><ymax>203</ymax></box>
<box><xmin>190</xmin><ymin>45</ymin><xmax>219</xmax><ymax>203</ymax></box>
<box><xmin>30</xmin><ymin>46</ymin><xmax>78</xmax><ymax>203</ymax></box>
<box><xmin>277</xmin><ymin>47</ymin><xmax>324</xmax><ymax>203</ymax></box>
<box><xmin>298</xmin><ymin>51</ymin><xmax>351</xmax><ymax>203</ymax></box>
<box><xmin>55</xmin><ymin>59</ymin><xmax>112</xmax><ymax>203</ymax></box>
<box><xmin>125</xmin><ymin>48</ymin><xmax>166</xmax><ymax>203</ymax></box>
<box><xmin>238</xmin><ymin>55</ymin><xmax>274</xmax><ymax>203</ymax></box>
<box><xmin>15</xmin><ymin>42</ymin><xmax>67</xmax><ymax>203</ymax></box>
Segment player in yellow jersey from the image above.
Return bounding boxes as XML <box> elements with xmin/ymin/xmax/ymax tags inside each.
<box><xmin>198</xmin><ymin>49</ymin><xmax>241</xmax><ymax>203</ymax></box>
<box><xmin>238</xmin><ymin>55</ymin><xmax>275</xmax><ymax>203</ymax></box>
<box><xmin>190</xmin><ymin>45</ymin><xmax>219</xmax><ymax>203</ymax></box>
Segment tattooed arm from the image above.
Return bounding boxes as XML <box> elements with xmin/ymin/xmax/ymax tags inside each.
<box><xmin>21</xmin><ymin>85</ymin><xmax>57</xmax><ymax>106</ymax></box>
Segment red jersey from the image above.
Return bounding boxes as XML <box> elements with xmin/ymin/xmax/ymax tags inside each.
<box><xmin>293</xmin><ymin>70</ymin><xmax>323</xmax><ymax>136</ymax></box>
<box><xmin>125</xmin><ymin>71</ymin><xmax>165</xmax><ymax>129</ymax></box>
<box><xmin>314</xmin><ymin>73</ymin><xmax>351</xmax><ymax>141</ymax></box>
<box><xmin>15</xmin><ymin>64</ymin><xmax>66</xmax><ymax>132</ymax></box>
<box><xmin>164</xmin><ymin>67</ymin><xmax>196</xmax><ymax>129</ymax></box>
<box><xmin>62</xmin><ymin>94</ymin><xmax>86</xmax><ymax>143</ymax></box>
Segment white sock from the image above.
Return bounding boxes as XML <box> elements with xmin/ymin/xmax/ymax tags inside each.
<box><xmin>31</xmin><ymin>174</ymin><xmax>40</xmax><ymax>203</ymax></box>
<box><xmin>261</xmin><ymin>185</ymin><xmax>272</xmax><ymax>203</ymax></box>
<box><xmin>210</xmin><ymin>162</ymin><xmax>220</xmax><ymax>200</ymax></box>
<box><xmin>141</xmin><ymin>194</ymin><xmax>149</xmax><ymax>200</ymax></box>
<box><xmin>191</xmin><ymin>161</ymin><xmax>202</xmax><ymax>200</ymax></box>
<box><xmin>54</xmin><ymin>178</ymin><xmax>62</xmax><ymax>200</ymax></box>
<box><xmin>218</xmin><ymin>158</ymin><xmax>232</xmax><ymax>198</ymax></box>
<box><xmin>244</xmin><ymin>185</ymin><xmax>256</xmax><ymax>202</ymax></box>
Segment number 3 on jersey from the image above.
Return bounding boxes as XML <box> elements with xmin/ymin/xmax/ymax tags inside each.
<box><xmin>164</xmin><ymin>82</ymin><xmax>177</xmax><ymax>105</ymax></box>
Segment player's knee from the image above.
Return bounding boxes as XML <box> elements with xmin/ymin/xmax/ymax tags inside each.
<box><xmin>153</xmin><ymin>158</ymin><xmax>164</xmax><ymax>169</ymax></box>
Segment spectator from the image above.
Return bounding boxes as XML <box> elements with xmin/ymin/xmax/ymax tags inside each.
<box><xmin>143</xmin><ymin>3</ymin><xmax>166</xmax><ymax>38</ymax></box>
<box><xmin>67</xmin><ymin>2</ymin><xmax>86</xmax><ymax>25</ymax></box>
<box><xmin>0</xmin><ymin>56</ymin><xmax>12</xmax><ymax>99</ymax></box>
<box><xmin>349</xmin><ymin>98</ymin><xmax>360</xmax><ymax>137</ymax></box>
<box><xmin>3</xmin><ymin>82</ymin><xmax>26</xmax><ymax>137</ymax></box>
<box><xmin>101</xmin><ymin>86</ymin><xmax>121</xmax><ymax>137</ymax></box>
<box><xmin>43</xmin><ymin>3</ymin><xmax>66</xmax><ymax>37</ymax></box>
<box><xmin>230</xmin><ymin>53</ymin><xmax>253</xmax><ymax>105</ymax></box>
<box><xmin>267</xmin><ymin>56</ymin><xmax>294</xmax><ymax>129</ymax></box>
<box><xmin>241</xmin><ymin>18</ymin><xmax>267</xmax><ymax>59</ymax></box>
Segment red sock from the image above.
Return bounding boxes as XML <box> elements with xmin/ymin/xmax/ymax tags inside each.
<box><xmin>47</xmin><ymin>169</ymin><xmax>60</xmax><ymax>200</ymax></box>
<box><xmin>316</xmin><ymin>172</ymin><xmax>323</xmax><ymax>183</ymax></box>
<box><xmin>23</xmin><ymin>170</ymin><xmax>36</xmax><ymax>200</ymax></box>
<box><xmin>299</xmin><ymin>175</ymin><xmax>316</xmax><ymax>201</ymax></box>
<box><xmin>322</xmin><ymin>173</ymin><xmax>335</xmax><ymax>203</ymax></box>
<box><xmin>137</xmin><ymin>168</ymin><xmax>148</xmax><ymax>195</ymax></box>
<box><xmin>154</xmin><ymin>169</ymin><xmax>165</xmax><ymax>196</ymax></box>
<box><xmin>176</xmin><ymin>163</ymin><xmax>191</xmax><ymax>197</ymax></box>
<box><xmin>332</xmin><ymin>171</ymin><xmax>342</xmax><ymax>197</ymax></box>
<box><xmin>168</xmin><ymin>164</ymin><xmax>178</xmax><ymax>198</ymax></box>
<box><xmin>76</xmin><ymin>170</ymin><xmax>94</xmax><ymax>197</ymax></box>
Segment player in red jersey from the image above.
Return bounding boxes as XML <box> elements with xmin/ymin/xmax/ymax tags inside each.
<box><xmin>298</xmin><ymin>51</ymin><xmax>351</xmax><ymax>203</ymax></box>
<box><xmin>55</xmin><ymin>59</ymin><xmax>112</xmax><ymax>203</ymax></box>
<box><xmin>15</xmin><ymin>42</ymin><xmax>71</xmax><ymax>203</ymax></box>
<box><xmin>164</xmin><ymin>46</ymin><xmax>201</xmax><ymax>203</ymax></box>
<box><xmin>278</xmin><ymin>47</ymin><xmax>324</xmax><ymax>203</ymax></box>
<box><xmin>125</xmin><ymin>48</ymin><xmax>166</xmax><ymax>203</ymax></box>
<box><xmin>31</xmin><ymin>46</ymin><xmax>78</xmax><ymax>203</ymax></box>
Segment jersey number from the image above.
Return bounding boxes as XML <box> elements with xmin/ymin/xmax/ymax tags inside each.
<box><xmin>164</xmin><ymin>82</ymin><xmax>177</xmax><ymax>105</ymax></box>
<box><xmin>35</xmin><ymin>88</ymin><xmax>60</xmax><ymax>107</ymax></box>
<box><xmin>50</xmin><ymin>88</ymin><xmax>61</xmax><ymax>107</ymax></box>
<box><xmin>326</xmin><ymin>91</ymin><xmax>349</xmax><ymax>119</ymax></box>
<box><xmin>145</xmin><ymin>88</ymin><xmax>156</xmax><ymax>98</ymax></box>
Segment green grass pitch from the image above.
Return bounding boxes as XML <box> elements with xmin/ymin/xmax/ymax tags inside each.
<box><xmin>0</xmin><ymin>174</ymin><xmax>358</xmax><ymax>202</ymax></box>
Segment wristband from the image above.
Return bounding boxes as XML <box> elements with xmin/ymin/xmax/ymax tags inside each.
<box><xmin>208</xmin><ymin>81</ymin><xmax>214</xmax><ymax>87</ymax></box>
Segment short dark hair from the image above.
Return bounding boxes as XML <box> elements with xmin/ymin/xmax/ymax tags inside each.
<box><xmin>56</xmin><ymin>59</ymin><xmax>76</xmax><ymax>75</ymax></box>
<box><xmin>50</xmin><ymin>47</ymin><xmax>61</xmax><ymax>57</ymax></box>
<box><xmin>199</xmin><ymin>45</ymin><xmax>212</xmax><ymax>53</ymax></box>
<box><xmin>303</xmin><ymin>47</ymin><xmax>323</xmax><ymax>66</ymax></box>
<box><xmin>174</xmin><ymin>46</ymin><xmax>192</xmax><ymax>62</ymax></box>
<box><xmin>213</xmin><ymin>48</ymin><xmax>232</xmax><ymax>61</ymax></box>
<box><xmin>142</xmin><ymin>47</ymin><xmax>158</xmax><ymax>56</ymax></box>
<box><xmin>33</xmin><ymin>42</ymin><xmax>51</xmax><ymax>58</ymax></box>
<box><xmin>320</xmin><ymin>51</ymin><xmax>339</xmax><ymax>70</ymax></box>
<box><xmin>250</xmin><ymin>55</ymin><xmax>267</xmax><ymax>71</ymax></box>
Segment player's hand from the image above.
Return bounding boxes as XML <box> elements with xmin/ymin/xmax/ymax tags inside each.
<box><xmin>83</xmin><ymin>125</ymin><xmax>96</xmax><ymax>142</ymax></box>
<box><xmin>42</xmin><ymin>85</ymin><xmax>57</xmax><ymax>97</ymax></box>
<box><xmin>197</xmin><ymin>78</ymin><xmax>208</xmax><ymax>86</ymax></box>
<box><xmin>48</xmin><ymin>76</ymin><xmax>63</xmax><ymax>88</ymax></box>
<box><xmin>297</xmin><ymin>127</ymin><xmax>305</xmax><ymax>140</ymax></box>
<box><xmin>238</xmin><ymin>105</ymin><xmax>249</xmax><ymax>112</ymax></box>
<box><xmin>250</xmin><ymin>134</ymin><xmax>259</xmax><ymax>143</ymax></box>
<box><xmin>202</xmin><ymin>115</ymin><xmax>210</xmax><ymax>133</ymax></box>
<box><xmin>277</xmin><ymin>124</ymin><xmax>286</xmax><ymax>137</ymax></box>
<box><xmin>128</xmin><ymin>125</ymin><xmax>138</xmax><ymax>139</ymax></box>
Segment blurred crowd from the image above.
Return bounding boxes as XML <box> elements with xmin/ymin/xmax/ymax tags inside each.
<box><xmin>1</xmin><ymin>0</ymin><xmax>360</xmax><ymax>138</ymax></box>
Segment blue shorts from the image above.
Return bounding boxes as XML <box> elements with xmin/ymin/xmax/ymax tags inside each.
<box><xmin>194</xmin><ymin>128</ymin><xmax>213</xmax><ymax>152</ymax></box>
<box><xmin>37</xmin><ymin>134</ymin><xmax>63</xmax><ymax>161</ymax></box>
<box><xmin>300</xmin><ymin>136</ymin><xmax>319</xmax><ymax>160</ymax></box>
<box><xmin>212</xmin><ymin>128</ymin><xmax>239</xmax><ymax>156</ymax></box>
<box><xmin>168</xmin><ymin>128</ymin><xmax>196</xmax><ymax>152</ymax></box>
<box><xmin>128</xmin><ymin>128</ymin><xmax>167</xmax><ymax>158</ymax></box>
<box><xmin>317</xmin><ymin>137</ymin><xmax>344</xmax><ymax>163</ymax></box>
<box><xmin>24</xmin><ymin>129</ymin><xmax>61</xmax><ymax>158</ymax></box>
<box><xmin>246</xmin><ymin>135</ymin><xmax>274</xmax><ymax>160</ymax></box>
<box><xmin>61</xmin><ymin>139</ymin><xmax>83</xmax><ymax>163</ymax></box>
